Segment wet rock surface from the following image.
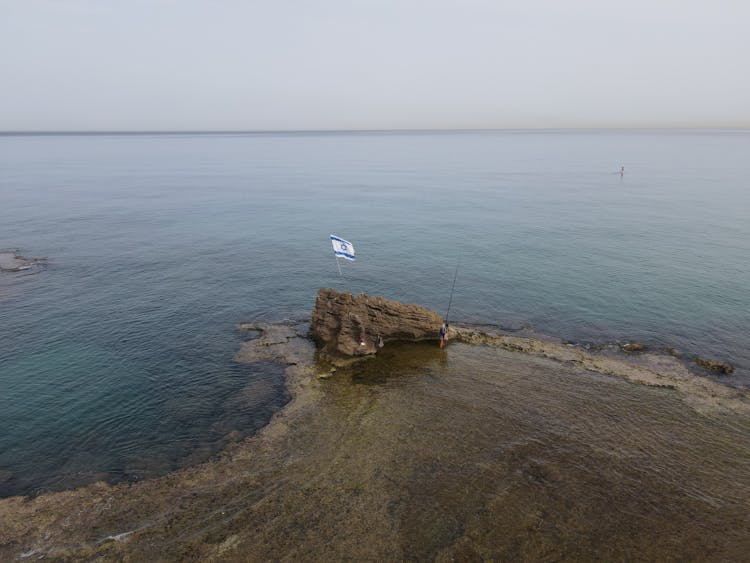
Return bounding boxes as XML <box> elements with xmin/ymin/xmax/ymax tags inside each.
<box><xmin>0</xmin><ymin>250</ymin><xmax>46</xmax><ymax>272</ymax></box>
<box><xmin>452</xmin><ymin>326</ymin><xmax>749</xmax><ymax>415</ymax></box>
<box><xmin>621</xmin><ymin>342</ymin><xmax>647</xmax><ymax>352</ymax></box>
<box><xmin>310</xmin><ymin>288</ymin><xmax>444</xmax><ymax>361</ymax></box>
<box><xmin>695</xmin><ymin>356</ymin><xmax>735</xmax><ymax>374</ymax></box>
<box><xmin>235</xmin><ymin>322</ymin><xmax>315</xmax><ymax>367</ymax></box>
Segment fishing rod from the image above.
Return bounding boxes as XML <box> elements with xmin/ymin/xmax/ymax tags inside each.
<box><xmin>444</xmin><ymin>258</ymin><xmax>459</xmax><ymax>323</ymax></box>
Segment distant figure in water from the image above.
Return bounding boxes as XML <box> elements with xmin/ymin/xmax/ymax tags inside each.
<box><xmin>619</xmin><ymin>166</ymin><xmax>625</xmax><ymax>177</ymax></box>
<box><xmin>439</xmin><ymin>321</ymin><xmax>449</xmax><ymax>349</ymax></box>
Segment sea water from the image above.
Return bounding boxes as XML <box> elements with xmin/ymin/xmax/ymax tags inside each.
<box><xmin>1</xmin><ymin>130</ymin><xmax>748</xmax><ymax>497</ymax></box>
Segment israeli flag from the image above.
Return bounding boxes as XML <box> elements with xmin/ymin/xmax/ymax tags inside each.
<box><xmin>331</xmin><ymin>235</ymin><xmax>356</xmax><ymax>261</ymax></box>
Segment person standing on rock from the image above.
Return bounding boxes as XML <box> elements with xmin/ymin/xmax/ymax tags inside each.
<box><xmin>439</xmin><ymin>321</ymin><xmax>449</xmax><ymax>349</ymax></box>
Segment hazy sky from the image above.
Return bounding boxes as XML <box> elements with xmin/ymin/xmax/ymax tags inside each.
<box><xmin>1</xmin><ymin>0</ymin><xmax>748</xmax><ymax>131</ymax></box>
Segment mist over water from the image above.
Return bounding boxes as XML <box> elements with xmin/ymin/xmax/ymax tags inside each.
<box><xmin>1</xmin><ymin>130</ymin><xmax>748</xmax><ymax>497</ymax></box>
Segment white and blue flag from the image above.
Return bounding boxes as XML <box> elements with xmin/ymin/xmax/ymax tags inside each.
<box><xmin>331</xmin><ymin>235</ymin><xmax>356</xmax><ymax>261</ymax></box>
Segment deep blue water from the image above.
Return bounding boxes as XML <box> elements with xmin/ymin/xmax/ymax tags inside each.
<box><xmin>1</xmin><ymin>130</ymin><xmax>748</xmax><ymax>497</ymax></box>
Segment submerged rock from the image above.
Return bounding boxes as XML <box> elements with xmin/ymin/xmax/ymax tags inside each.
<box><xmin>695</xmin><ymin>357</ymin><xmax>734</xmax><ymax>375</ymax></box>
<box><xmin>0</xmin><ymin>250</ymin><xmax>46</xmax><ymax>272</ymax></box>
<box><xmin>235</xmin><ymin>322</ymin><xmax>313</xmax><ymax>366</ymax></box>
<box><xmin>621</xmin><ymin>342</ymin><xmax>647</xmax><ymax>352</ymax></box>
<box><xmin>310</xmin><ymin>288</ymin><xmax>443</xmax><ymax>360</ymax></box>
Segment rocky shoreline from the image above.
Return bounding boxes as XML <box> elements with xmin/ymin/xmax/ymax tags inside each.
<box><xmin>1</xmin><ymin>292</ymin><xmax>748</xmax><ymax>560</ymax></box>
<box><xmin>235</xmin><ymin>317</ymin><xmax>748</xmax><ymax>417</ymax></box>
<box><xmin>449</xmin><ymin>326</ymin><xmax>747</xmax><ymax>415</ymax></box>
<box><xmin>309</xmin><ymin>288</ymin><xmax>740</xmax><ymax>391</ymax></box>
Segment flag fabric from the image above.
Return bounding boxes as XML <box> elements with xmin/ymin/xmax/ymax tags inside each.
<box><xmin>330</xmin><ymin>235</ymin><xmax>356</xmax><ymax>261</ymax></box>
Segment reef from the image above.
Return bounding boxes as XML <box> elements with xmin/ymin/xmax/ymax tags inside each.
<box><xmin>450</xmin><ymin>326</ymin><xmax>748</xmax><ymax>415</ymax></box>
<box><xmin>1</xmin><ymin>293</ymin><xmax>749</xmax><ymax>560</ymax></box>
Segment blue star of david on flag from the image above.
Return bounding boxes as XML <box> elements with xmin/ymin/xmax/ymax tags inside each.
<box><xmin>330</xmin><ymin>235</ymin><xmax>356</xmax><ymax>261</ymax></box>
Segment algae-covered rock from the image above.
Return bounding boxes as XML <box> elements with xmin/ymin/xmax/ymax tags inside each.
<box><xmin>622</xmin><ymin>342</ymin><xmax>647</xmax><ymax>352</ymax></box>
<box><xmin>695</xmin><ymin>357</ymin><xmax>734</xmax><ymax>375</ymax></box>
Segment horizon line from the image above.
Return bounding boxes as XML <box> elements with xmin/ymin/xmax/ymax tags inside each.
<box><xmin>1</xmin><ymin>126</ymin><xmax>749</xmax><ymax>136</ymax></box>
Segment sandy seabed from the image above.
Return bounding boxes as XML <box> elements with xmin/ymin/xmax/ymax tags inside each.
<box><xmin>1</xmin><ymin>324</ymin><xmax>749</xmax><ymax>561</ymax></box>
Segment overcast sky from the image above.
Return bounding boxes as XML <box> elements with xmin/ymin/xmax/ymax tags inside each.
<box><xmin>1</xmin><ymin>0</ymin><xmax>748</xmax><ymax>131</ymax></box>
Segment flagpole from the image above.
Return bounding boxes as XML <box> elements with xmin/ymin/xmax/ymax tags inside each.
<box><xmin>336</xmin><ymin>255</ymin><xmax>342</xmax><ymax>276</ymax></box>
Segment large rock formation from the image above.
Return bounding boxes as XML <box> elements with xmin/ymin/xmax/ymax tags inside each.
<box><xmin>310</xmin><ymin>288</ymin><xmax>444</xmax><ymax>359</ymax></box>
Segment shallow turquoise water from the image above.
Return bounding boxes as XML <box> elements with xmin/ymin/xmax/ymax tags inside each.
<box><xmin>1</xmin><ymin>130</ymin><xmax>748</xmax><ymax>496</ymax></box>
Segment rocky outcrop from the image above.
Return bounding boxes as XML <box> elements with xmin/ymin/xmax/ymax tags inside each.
<box><xmin>695</xmin><ymin>357</ymin><xmax>734</xmax><ymax>375</ymax></box>
<box><xmin>0</xmin><ymin>250</ymin><xmax>46</xmax><ymax>272</ymax></box>
<box><xmin>310</xmin><ymin>288</ymin><xmax>444</xmax><ymax>360</ymax></box>
<box><xmin>621</xmin><ymin>342</ymin><xmax>647</xmax><ymax>352</ymax></box>
<box><xmin>235</xmin><ymin>323</ymin><xmax>314</xmax><ymax>366</ymax></box>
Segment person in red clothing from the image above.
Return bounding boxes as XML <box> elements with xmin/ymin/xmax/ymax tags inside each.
<box><xmin>439</xmin><ymin>321</ymin><xmax>449</xmax><ymax>349</ymax></box>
